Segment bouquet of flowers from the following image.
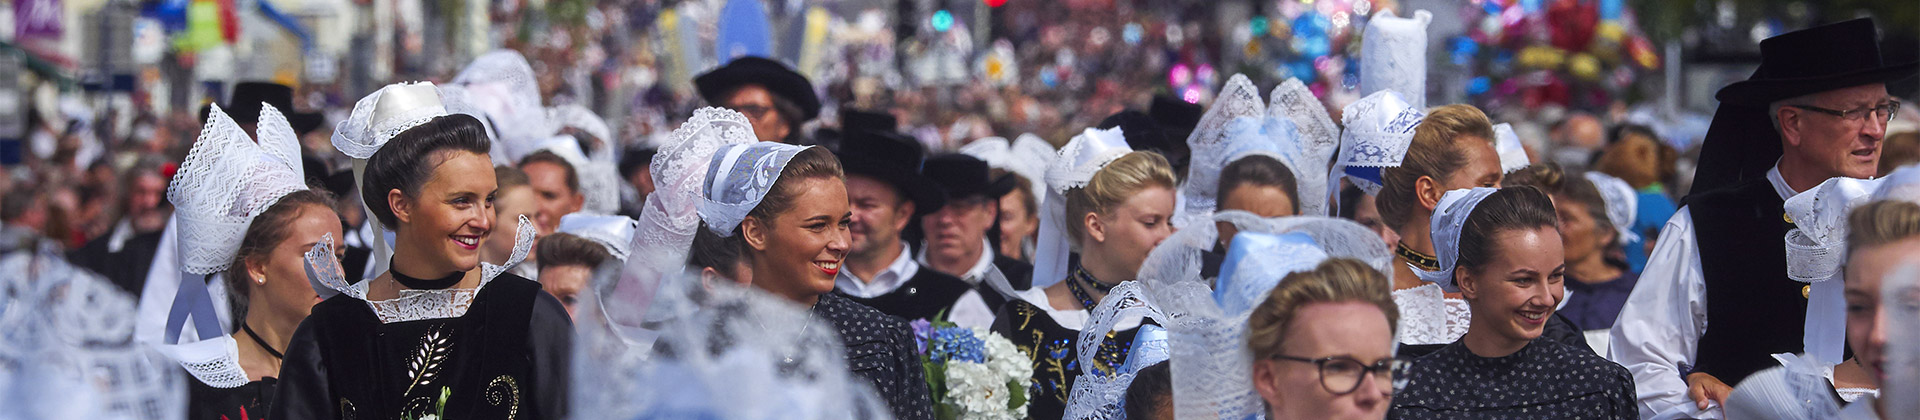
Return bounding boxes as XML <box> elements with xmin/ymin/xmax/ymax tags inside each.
<box><xmin>912</xmin><ymin>318</ymin><xmax>1032</xmax><ymax>420</ymax></box>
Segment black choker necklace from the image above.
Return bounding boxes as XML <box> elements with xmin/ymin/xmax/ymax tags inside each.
<box><xmin>1395</xmin><ymin>242</ymin><xmax>1441</xmax><ymax>271</ymax></box>
<box><xmin>241</xmin><ymin>323</ymin><xmax>283</xmax><ymax>360</ymax></box>
<box><xmin>391</xmin><ymin>260</ymin><xmax>464</xmax><ymax>290</ymax></box>
<box><xmin>1065</xmin><ymin>267</ymin><xmax>1117</xmax><ymax>312</ymax></box>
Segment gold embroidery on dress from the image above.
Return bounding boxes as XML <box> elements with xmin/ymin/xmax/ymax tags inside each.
<box><xmin>488</xmin><ymin>375</ymin><xmax>522</xmax><ymax>418</ymax></box>
<box><xmin>404</xmin><ymin>325</ymin><xmax>454</xmax><ymax>395</ymax></box>
<box><xmin>339</xmin><ymin>398</ymin><xmax>356</xmax><ymax>420</ymax></box>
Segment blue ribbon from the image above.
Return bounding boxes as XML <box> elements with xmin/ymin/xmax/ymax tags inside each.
<box><xmin>163</xmin><ymin>272</ymin><xmax>225</xmax><ymax>344</ymax></box>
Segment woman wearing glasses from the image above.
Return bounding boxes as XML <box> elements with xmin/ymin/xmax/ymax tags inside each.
<box><xmin>1388</xmin><ymin>187</ymin><xmax>1635</xmax><ymax>419</ymax></box>
<box><xmin>1248</xmin><ymin>258</ymin><xmax>1406</xmax><ymax>420</ymax></box>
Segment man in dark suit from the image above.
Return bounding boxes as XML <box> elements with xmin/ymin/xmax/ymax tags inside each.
<box><xmin>831</xmin><ymin>110</ymin><xmax>973</xmax><ymax>324</ymax></box>
<box><xmin>917</xmin><ymin>154</ymin><xmax>1032</xmax><ymax>328</ymax></box>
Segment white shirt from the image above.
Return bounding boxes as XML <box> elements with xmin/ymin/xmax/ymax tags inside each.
<box><xmin>917</xmin><ymin>239</ymin><xmax>1001</xmax><ymax>329</ymax></box>
<box><xmin>1609</xmin><ymin>166</ymin><xmax>1798</xmax><ymax>420</ymax></box>
<box><xmin>835</xmin><ymin>241</ymin><xmax>919</xmax><ymax>299</ymax></box>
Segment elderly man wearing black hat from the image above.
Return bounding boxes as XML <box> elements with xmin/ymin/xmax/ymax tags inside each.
<box><xmin>1609</xmin><ymin>18</ymin><xmax>1914</xmax><ymax>419</ymax></box>
<box><xmin>831</xmin><ymin>110</ymin><xmax>974</xmax><ymax>323</ymax></box>
<box><xmin>694</xmin><ymin>56</ymin><xmax>822</xmax><ymax>144</ymax></box>
<box><xmin>916</xmin><ymin>154</ymin><xmax>1034</xmax><ymax>328</ymax></box>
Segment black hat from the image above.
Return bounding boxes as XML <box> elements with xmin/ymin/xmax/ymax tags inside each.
<box><xmin>1694</xmin><ymin>19</ymin><xmax>1918</xmax><ymax>194</ymax></box>
<box><xmin>923</xmin><ymin>154</ymin><xmax>1017</xmax><ymax>204</ymax></box>
<box><xmin>836</xmin><ymin>109</ymin><xmax>945</xmax><ymax>213</ymax></box>
<box><xmin>199</xmin><ymin>82</ymin><xmax>326</xmax><ymax>134</ymax></box>
<box><xmin>1099</xmin><ymin>109</ymin><xmax>1191</xmax><ymax>174</ymax></box>
<box><xmin>694</xmin><ymin>56</ymin><xmax>822</xmax><ymax>122</ymax></box>
<box><xmin>1715</xmin><ymin>18</ymin><xmax>1918</xmax><ymax>105</ymax></box>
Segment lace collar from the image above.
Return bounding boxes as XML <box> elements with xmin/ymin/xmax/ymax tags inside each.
<box><xmin>307</xmin><ymin>215</ymin><xmax>536</xmax><ymax>324</ymax></box>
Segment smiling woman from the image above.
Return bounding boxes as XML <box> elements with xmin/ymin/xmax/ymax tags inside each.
<box><xmin>1388</xmin><ymin>187</ymin><xmax>1636</xmax><ymax>419</ymax></box>
<box><xmin>696</xmin><ymin>140</ymin><xmax>936</xmax><ymax>420</ymax></box>
<box><xmin>271</xmin><ymin>82</ymin><xmax>572</xmax><ymax>420</ymax></box>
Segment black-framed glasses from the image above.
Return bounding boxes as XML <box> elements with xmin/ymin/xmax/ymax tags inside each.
<box><xmin>730</xmin><ymin>104</ymin><xmax>774</xmax><ymax>121</ymax></box>
<box><xmin>1269</xmin><ymin>354</ymin><xmax>1413</xmax><ymax>395</ymax></box>
<box><xmin>1786</xmin><ymin>101</ymin><xmax>1902</xmax><ymax>125</ymax></box>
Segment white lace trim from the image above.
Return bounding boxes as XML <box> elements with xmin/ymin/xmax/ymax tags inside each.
<box><xmin>1358</xmin><ymin>9</ymin><xmax>1432</xmax><ymax>109</ymax></box>
<box><xmin>699</xmin><ymin>142</ymin><xmax>812</xmax><ymax>237</ymax></box>
<box><xmin>1584</xmin><ymin>172</ymin><xmax>1641</xmax><ymax>243</ymax></box>
<box><xmin>1394</xmin><ymin>284</ymin><xmax>1471</xmax><ymax>345</ymax></box>
<box><xmin>1064</xmin><ymin>282</ymin><xmax>1169</xmax><ymax>420</ymax></box>
<box><xmin>155</xmin><ymin>335</ymin><xmax>250</xmax><ymax>388</ymax></box>
<box><xmin>1495</xmin><ymin>123</ymin><xmax>1532</xmax><ymax>173</ymax></box>
<box><xmin>1268</xmin><ymin>78</ymin><xmax>1340</xmax><ymax>217</ymax></box>
<box><xmin>332</xmin><ymin>215</ymin><xmax>536</xmax><ymax>324</ymax></box>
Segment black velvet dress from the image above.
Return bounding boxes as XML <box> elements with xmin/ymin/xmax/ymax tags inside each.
<box><xmin>268</xmin><ymin>274</ymin><xmax>571</xmax><ymax>420</ymax></box>
<box><xmin>186</xmin><ymin>377</ymin><xmax>276</xmax><ymax>420</ymax></box>
<box><xmin>990</xmin><ymin>267</ymin><xmax>1140</xmax><ymax>420</ymax></box>
<box><xmin>1389</xmin><ymin>338</ymin><xmax>1637</xmax><ymax>419</ymax></box>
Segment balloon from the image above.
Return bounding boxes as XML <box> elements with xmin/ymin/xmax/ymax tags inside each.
<box><xmin>1568</xmin><ymin>53</ymin><xmax>1602</xmax><ymax>81</ymax></box>
<box><xmin>1600</xmin><ymin>0</ymin><xmax>1624</xmax><ymax>21</ymax></box>
<box><xmin>1467</xmin><ymin>76</ymin><xmax>1492</xmax><ymax>96</ymax></box>
<box><xmin>1518</xmin><ymin>46</ymin><xmax>1567</xmax><ymax>70</ymax></box>
<box><xmin>1547</xmin><ymin>0</ymin><xmax>1598</xmax><ymax>52</ymax></box>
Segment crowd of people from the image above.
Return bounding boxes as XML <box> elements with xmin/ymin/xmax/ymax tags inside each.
<box><xmin>5</xmin><ymin>8</ymin><xmax>1920</xmax><ymax>420</ymax></box>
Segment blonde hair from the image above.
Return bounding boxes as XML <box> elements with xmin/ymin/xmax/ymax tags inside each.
<box><xmin>1377</xmin><ymin>104</ymin><xmax>1497</xmax><ymax>229</ymax></box>
<box><xmin>1847</xmin><ymin>200</ymin><xmax>1920</xmax><ymax>254</ymax></box>
<box><xmin>1247</xmin><ymin>258</ymin><xmax>1399</xmax><ymax>358</ymax></box>
<box><xmin>1062</xmin><ymin>151</ymin><xmax>1177</xmax><ymax>248</ymax></box>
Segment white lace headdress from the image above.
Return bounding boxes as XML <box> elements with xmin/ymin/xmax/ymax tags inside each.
<box><xmin>1214</xmin><ymin>115</ymin><xmax>1328</xmax><ymax>222</ymax></box>
<box><xmin>1782</xmin><ymin>177</ymin><xmax>1881</xmax><ymax>366</ymax></box>
<box><xmin>700</xmin><ymin>142</ymin><xmax>815</xmax><ymax>237</ymax></box>
<box><xmin>1176</xmin><ymin>74</ymin><xmax>1267</xmax><ymax>230</ymax></box>
<box><xmin>0</xmin><ymin>251</ymin><xmax>186</xmax><ymax>419</ymax></box>
<box><xmin>1359</xmin><ymin>9</ymin><xmax>1433</xmax><ymax>110</ymax></box>
<box><xmin>1268</xmin><ymin>78</ymin><xmax>1341</xmax><ymax>217</ymax></box>
<box><xmin>559</xmin><ymin>213</ymin><xmax>640</xmax><ymax>262</ymax></box>
<box><xmin>959</xmin><ymin>133</ymin><xmax>1055</xmax><ymax>206</ymax></box>
<box><xmin>453</xmin><ymin>50</ymin><xmax>555</xmax><ymax>161</ymax></box>
<box><xmin>1334</xmin><ymin>90</ymin><xmax>1425</xmax><ymax>196</ymax></box>
<box><xmin>159</xmin><ymin>103</ymin><xmax>306</xmax><ymax>386</ymax></box>
<box><xmin>1583</xmin><ymin>172</ymin><xmax>1641</xmax><ymax>244</ymax></box>
<box><xmin>1413</xmin><ymin>188</ymin><xmax>1499</xmax><ymax>292</ymax></box>
<box><xmin>1494</xmin><ymin>123</ymin><xmax>1532</xmax><ymax>173</ymax></box>
<box><xmin>1063</xmin><ymin>281</ymin><xmax>1171</xmax><ymax>420</ymax></box>
<box><xmin>587</xmin><ymin>108</ymin><xmax>761</xmax><ymax>357</ymax></box>
<box><xmin>1033</xmin><ymin>127</ymin><xmax>1134</xmax><ymax>288</ymax></box>
<box><xmin>1125</xmin><ymin>212</ymin><xmax>1389</xmax><ymax>420</ymax></box>
<box><xmin>548</xmin><ymin>103</ymin><xmax>617</xmax><ymax>162</ymax></box>
<box><xmin>527</xmin><ymin>134</ymin><xmax>625</xmax><ymax>215</ymax></box>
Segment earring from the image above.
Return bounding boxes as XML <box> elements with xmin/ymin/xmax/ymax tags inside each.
<box><xmin>256</xmin><ymin>276</ymin><xmax>267</xmax><ymax>285</ymax></box>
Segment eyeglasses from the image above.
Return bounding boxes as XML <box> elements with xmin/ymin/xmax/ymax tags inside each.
<box><xmin>1786</xmin><ymin>101</ymin><xmax>1902</xmax><ymax>125</ymax></box>
<box><xmin>730</xmin><ymin>104</ymin><xmax>774</xmax><ymax>121</ymax></box>
<box><xmin>1269</xmin><ymin>354</ymin><xmax>1413</xmax><ymax>395</ymax></box>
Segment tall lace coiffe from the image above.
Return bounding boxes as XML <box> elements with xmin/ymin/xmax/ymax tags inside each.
<box><xmin>158</xmin><ymin>103</ymin><xmax>308</xmax><ymax>388</ymax></box>
<box><xmin>1333</xmin><ymin>90</ymin><xmax>1424</xmax><ymax>196</ymax></box>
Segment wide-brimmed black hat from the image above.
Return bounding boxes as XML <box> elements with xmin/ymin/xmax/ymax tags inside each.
<box><xmin>1715</xmin><ymin>18</ymin><xmax>1918</xmax><ymax>106</ymax></box>
<box><xmin>694</xmin><ymin>56</ymin><xmax>822</xmax><ymax>122</ymax></box>
<box><xmin>836</xmin><ymin>109</ymin><xmax>945</xmax><ymax>213</ymax></box>
<box><xmin>923</xmin><ymin>154</ymin><xmax>1017</xmax><ymax>204</ymax></box>
<box><xmin>199</xmin><ymin>82</ymin><xmax>326</xmax><ymax>134</ymax></box>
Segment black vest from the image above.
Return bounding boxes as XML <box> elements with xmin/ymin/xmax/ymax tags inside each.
<box><xmin>841</xmin><ymin>270</ymin><xmax>976</xmax><ymax>323</ymax></box>
<box><xmin>310</xmin><ymin>276</ymin><xmax>543</xmax><ymax>419</ymax></box>
<box><xmin>1690</xmin><ymin>176</ymin><xmax>1802</xmax><ymax>385</ymax></box>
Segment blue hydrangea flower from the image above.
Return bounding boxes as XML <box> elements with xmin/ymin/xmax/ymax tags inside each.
<box><xmin>929</xmin><ymin>326</ymin><xmax>986</xmax><ymax>364</ymax></box>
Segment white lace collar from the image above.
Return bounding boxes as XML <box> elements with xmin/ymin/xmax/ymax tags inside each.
<box><xmin>154</xmin><ymin>334</ymin><xmax>250</xmax><ymax>388</ymax></box>
<box><xmin>310</xmin><ymin>215</ymin><xmax>536</xmax><ymax>324</ymax></box>
<box><xmin>1393</xmin><ymin>284</ymin><xmax>1471</xmax><ymax>346</ymax></box>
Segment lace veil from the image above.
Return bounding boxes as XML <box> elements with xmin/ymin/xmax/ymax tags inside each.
<box><xmin>1333</xmin><ymin>90</ymin><xmax>1424</xmax><ymax>196</ymax></box>
<box><xmin>159</xmin><ymin>103</ymin><xmax>307</xmax><ymax>386</ymax></box>
<box><xmin>1782</xmin><ymin>177</ymin><xmax>1880</xmax><ymax>366</ymax></box>
<box><xmin>1126</xmin><ymin>211</ymin><xmax>1388</xmax><ymax>420</ymax></box>
<box><xmin>1267</xmin><ymin>78</ymin><xmax>1341</xmax><ymax>217</ymax></box>
<box><xmin>1358</xmin><ymin>9</ymin><xmax>1433</xmax><ymax>110</ymax></box>
<box><xmin>1412</xmin><ymin>188</ymin><xmax>1499</xmax><ymax>292</ymax></box>
<box><xmin>700</xmin><ymin>142</ymin><xmax>815</xmax><ymax>237</ymax></box>
<box><xmin>0</xmin><ymin>251</ymin><xmax>185</xmax><ymax>419</ymax></box>
<box><xmin>1034</xmin><ymin>127</ymin><xmax>1133</xmax><ymax>288</ymax></box>
<box><xmin>570</xmin><ymin>269</ymin><xmax>897</xmax><ymax>420</ymax></box>
<box><xmin>1175</xmin><ymin>74</ymin><xmax>1266</xmax><ymax>230</ymax></box>
<box><xmin>1494</xmin><ymin>123</ymin><xmax>1532</xmax><ymax>173</ymax></box>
